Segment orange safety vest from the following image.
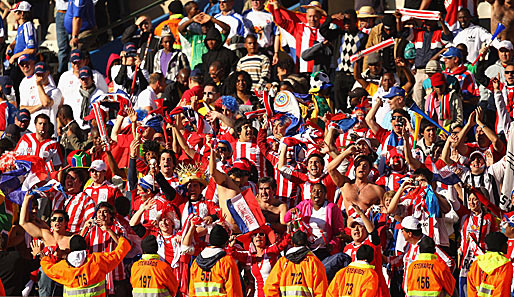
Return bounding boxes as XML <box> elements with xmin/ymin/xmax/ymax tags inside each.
<box><xmin>189</xmin><ymin>252</ymin><xmax>243</xmax><ymax>297</ymax></box>
<box><xmin>131</xmin><ymin>254</ymin><xmax>179</xmax><ymax>297</ymax></box>
<box><xmin>406</xmin><ymin>253</ymin><xmax>456</xmax><ymax>297</ymax></box>
<box><xmin>467</xmin><ymin>252</ymin><xmax>513</xmax><ymax>297</ymax></box>
<box><xmin>327</xmin><ymin>261</ymin><xmax>378</xmax><ymax>297</ymax></box>
<box><xmin>40</xmin><ymin>237</ymin><xmax>131</xmax><ymax>297</ymax></box>
<box><xmin>264</xmin><ymin>251</ymin><xmax>328</xmax><ymax>297</ymax></box>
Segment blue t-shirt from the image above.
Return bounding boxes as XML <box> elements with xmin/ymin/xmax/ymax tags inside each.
<box><xmin>14</xmin><ymin>21</ymin><xmax>37</xmax><ymax>54</ymax></box>
<box><xmin>64</xmin><ymin>0</ymin><xmax>96</xmax><ymax>34</ymax></box>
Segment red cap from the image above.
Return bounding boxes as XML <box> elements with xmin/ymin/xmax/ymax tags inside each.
<box><xmin>232</xmin><ymin>158</ymin><xmax>252</xmax><ymax>171</ymax></box>
<box><xmin>430</xmin><ymin>73</ymin><xmax>446</xmax><ymax>87</ymax></box>
<box><xmin>237</xmin><ymin>225</ymin><xmax>276</xmax><ymax>250</ymax></box>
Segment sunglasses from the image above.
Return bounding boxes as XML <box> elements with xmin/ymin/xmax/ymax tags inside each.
<box><xmin>253</xmin><ymin>232</ymin><xmax>266</xmax><ymax>237</ymax></box>
<box><xmin>71</xmin><ymin>61</ymin><xmax>81</xmax><ymax>65</ymax></box>
<box><xmin>19</xmin><ymin>62</ymin><xmax>29</xmax><ymax>67</ymax></box>
<box><xmin>217</xmin><ymin>146</ymin><xmax>228</xmax><ymax>152</ymax></box>
<box><xmin>392</xmin><ymin>116</ymin><xmax>404</xmax><ymax>121</ymax></box>
<box><xmin>505</xmin><ymin>71</ymin><xmax>514</xmax><ymax>75</ymax></box>
<box><xmin>51</xmin><ymin>217</ymin><xmax>65</xmax><ymax>222</ymax></box>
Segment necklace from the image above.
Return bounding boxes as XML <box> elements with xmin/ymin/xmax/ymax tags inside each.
<box><xmin>357</xmin><ymin>183</ymin><xmax>368</xmax><ymax>196</ymax></box>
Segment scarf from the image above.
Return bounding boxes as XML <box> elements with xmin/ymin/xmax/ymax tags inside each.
<box><xmin>79</xmin><ymin>83</ymin><xmax>96</xmax><ymax>124</ymax></box>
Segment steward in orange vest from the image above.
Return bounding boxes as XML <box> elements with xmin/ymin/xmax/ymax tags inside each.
<box><xmin>264</xmin><ymin>230</ymin><xmax>328</xmax><ymax>297</ymax></box>
<box><xmin>41</xmin><ymin>234</ymin><xmax>131</xmax><ymax>297</ymax></box>
<box><xmin>327</xmin><ymin>245</ymin><xmax>379</xmax><ymax>297</ymax></box>
<box><xmin>468</xmin><ymin>232</ymin><xmax>513</xmax><ymax>297</ymax></box>
<box><xmin>131</xmin><ymin>235</ymin><xmax>179</xmax><ymax>297</ymax></box>
<box><xmin>189</xmin><ymin>224</ymin><xmax>243</xmax><ymax>297</ymax></box>
<box><xmin>406</xmin><ymin>237</ymin><xmax>455</xmax><ymax>297</ymax></box>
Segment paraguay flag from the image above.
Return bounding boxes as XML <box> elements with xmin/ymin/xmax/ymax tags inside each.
<box><xmin>425</xmin><ymin>157</ymin><xmax>461</xmax><ymax>185</ymax></box>
<box><xmin>264</xmin><ymin>90</ymin><xmax>303</xmax><ymax>136</ymax></box>
<box><xmin>227</xmin><ymin>189</ymin><xmax>266</xmax><ymax>234</ymax></box>
<box><xmin>0</xmin><ymin>156</ymin><xmax>49</xmax><ymax>205</ymax></box>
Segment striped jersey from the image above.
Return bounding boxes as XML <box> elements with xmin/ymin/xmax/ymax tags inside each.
<box><xmin>84</xmin><ymin>221</ymin><xmax>127</xmax><ymax>294</ymax></box>
<box><xmin>84</xmin><ymin>181</ymin><xmax>123</xmax><ymax>206</ymax></box>
<box><xmin>15</xmin><ymin>133</ymin><xmax>63</xmax><ymax>173</ymax></box>
<box><xmin>65</xmin><ymin>192</ymin><xmax>95</xmax><ymax>233</ymax></box>
<box><xmin>14</xmin><ymin>21</ymin><xmax>37</xmax><ymax>54</ymax></box>
<box><xmin>232</xmin><ymin>141</ymin><xmax>266</xmax><ymax>178</ymax></box>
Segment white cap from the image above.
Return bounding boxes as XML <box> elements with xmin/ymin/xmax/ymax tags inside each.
<box><xmin>499</xmin><ymin>40</ymin><xmax>514</xmax><ymax>51</ymax></box>
<box><xmin>469</xmin><ymin>150</ymin><xmax>485</xmax><ymax>161</ymax></box>
<box><xmin>89</xmin><ymin>160</ymin><xmax>107</xmax><ymax>172</ymax></box>
<box><xmin>11</xmin><ymin>1</ymin><xmax>31</xmax><ymax>12</ymax></box>
<box><xmin>356</xmin><ymin>138</ymin><xmax>372</xmax><ymax>149</ymax></box>
<box><xmin>349</xmin><ymin>217</ymin><xmax>365</xmax><ymax>227</ymax></box>
<box><xmin>396</xmin><ymin>216</ymin><xmax>421</xmax><ymax>230</ymax></box>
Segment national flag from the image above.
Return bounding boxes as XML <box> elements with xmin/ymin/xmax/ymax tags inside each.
<box><xmin>29</xmin><ymin>179</ymin><xmax>68</xmax><ymax>210</ymax></box>
<box><xmin>92</xmin><ymin>102</ymin><xmax>111</xmax><ymax>149</ymax></box>
<box><xmin>273</xmin><ymin>91</ymin><xmax>303</xmax><ymax>136</ymax></box>
<box><xmin>409</xmin><ymin>103</ymin><xmax>450</xmax><ymax>135</ymax></box>
<box><xmin>226</xmin><ymin>189</ymin><xmax>266</xmax><ymax>233</ymax></box>
<box><xmin>398</xmin><ymin>8</ymin><xmax>440</xmax><ymax>20</ymax></box>
<box><xmin>327</xmin><ymin>115</ymin><xmax>358</xmax><ymax>133</ymax></box>
<box><xmin>347</xmin><ymin>205</ymin><xmax>358</xmax><ymax>218</ymax></box>
<box><xmin>244</xmin><ymin>108</ymin><xmax>266</xmax><ymax>119</ymax></box>
<box><xmin>426</xmin><ymin>157</ymin><xmax>461</xmax><ymax>185</ymax></box>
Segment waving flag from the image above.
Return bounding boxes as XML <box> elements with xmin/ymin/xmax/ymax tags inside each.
<box><xmin>327</xmin><ymin>113</ymin><xmax>358</xmax><ymax>133</ymax></box>
<box><xmin>398</xmin><ymin>8</ymin><xmax>440</xmax><ymax>20</ymax></box>
<box><xmin>410</xmin><ymin>103</ymin><xmax>450</xmax><ymax>135</ymax></box>
<box><xmin>426</xmin><ymin>157</ymin><xmax>461</xmax><ymax>185</ymax></box>
<box><xmin>273</xmin><ymin>91</ymin><xmax>303</xmax><ymax>136</ymax></box>
<box><xmin>30</xmin><ymin>179</ymin><xmax>68</xmax><ymax>210</ymax></box>
<box><xmin>227</xmin><ymin>189</ymin><xmax>266</xmax><ymax>234</ymax></box>
<box><xmin>0</xmin><ymin>156</ymin><xmax>49</xmax><ymax>205</ymax></box>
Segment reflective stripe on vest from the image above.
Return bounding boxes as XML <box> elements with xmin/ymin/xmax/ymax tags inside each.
<box><xmin>63</xmin><ymin>280</ymin><xmax>106</xmax><ymax>297</ymax></box>
<box><xmin>193</xmin><ymin>282</ymin><xmax>226</xmax><ymax>296</ymax></box>
<box><xmin>407</xmin><ymin>290</ymin><xmax>441</xmax><ymax>297</ymax></box>
<box><xmin>477</xmin><ymin>283</ymin><xmax>494</xmax><ymax>297</ymax></box>
<box><xmin>133</xmin><ymin>287</ymin><xmax>172</xmax><ymax>297</ymax></box>
<box><xmin>279</xmin><ymin>285</ymin><xmax>313</xmax><ymax>297</ymax></box>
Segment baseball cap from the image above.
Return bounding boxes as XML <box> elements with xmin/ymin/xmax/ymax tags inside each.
<box><xmin>78</xmin><ymin>66</ymin><xmax>92</xmax><ymax>79</ymax></box>
<box><xmin>355</xmin><ymin>138</ymin><xmax>372</xmax><ymax>149</ymax></box>
<box><xmin>18</xmin><ymin>54</ymin><xmax>34</xmax><ymax>64</ymax></box>
<box><xmin>499</xmin><ymin>40</ymin><xmax>514</xmax><ymax>51</ymax></box>
<box><xmin>349</xmin><ymin>217</ymin><xmax>365</xmax><ymax>227</ymax></box>
<box><xmin>17</xmin><ymin>108</ymin><xmax>30</xmax><ymax>122</ymax></box>
<box><xmin>89</xmin><ymin>160</ymin><xmax>107</xmax><ymax>172</ymax></box>
<box><xmin>34</xmin><ymin>62</ymin><xmax>48</xmax><ymax>74</ymax></box>
<box><xmin>383</xmin><ymin>86</ymin><xmax>406</xmax><ymax>98</ymax></box>
<box><xmin>232</xmin><ymin>158</ymin><xmax>252</xmax><ymax>172</ymax></box>
<box><xmin>469</xmin><ymin>150</ymin><xmax>485</xmax><ymax>161</ymax></box>
<box><xmin>348</xmin><ymin>87</ymin><xmax>369</xmax><ymax>99</ymax></box>
<box><xmin>0</xmin><ymin>76</ymin><xmax>14</xmax><ymax>96</ymax></box>
<box><xmin>190</xmin><ymin>68</ymin><xmax>202</xmax><ymax>78</ymax></box>
<box><xmin>503</xmin><ymin>211</ymin><xmax>514</xmax><ymax>227</ymax></box>
<box><xmin>367</xmin><ymin>52</ymin><xmax>380</xmax><ymax>64</ymax></box>
<box><xmin>70</xmin><ymin>49</ymin><xmax>84</xmax><ymax>63</ymax></box>
<box><xmin>425</xmin><ymin>60</ymin><xmax>442</xmax><ymax>74</ymax></box>
<box><xmin>396</xmin><ymin>216</ymin><xmax>421</xmax><ymax>230</ymax></box>
<box><xmin>430</xmin><ymin>72</ymin><xmax>446</xmax><ymax>87</ymax></box>
<box><xmin>442</xmin><ymin>47</ymin><xmax>462</xmax><ymax>59</ymax></box>
<box><xmin>123</xmin><ymin>42</ymin><xmax>137</xmax><ymax>56</ymax></box>
<box><xmin>11</xmin><ymin>1</ymin><xmax>31</xmax><ymax>12</ymax></box>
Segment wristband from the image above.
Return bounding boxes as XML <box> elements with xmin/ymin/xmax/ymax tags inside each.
<box><xmin>72</xmin><ymin>35</ymin><xmax>78</xmax><ymax>39</ymax></box>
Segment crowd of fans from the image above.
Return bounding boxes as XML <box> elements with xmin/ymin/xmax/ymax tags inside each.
<box><xmin>0</xmin><ymin>0</ymin><xmax>514</xmax><ymax>296</ymax></box>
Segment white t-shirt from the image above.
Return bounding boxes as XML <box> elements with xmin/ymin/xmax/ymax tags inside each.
<box><xmin>135</xmin><ymin>85</ymin><xmax>157</xmax><ymax>110</ymax></box>
<box><xmin>309</xmin><ymin>201</ymin><xmax>328</xmax><ymax>249</ymax></box>
<box><xmin>19</xmin><ymin>75</ymin><xmax>63</xmax><ymax>134</ymax></box>
<box><xmin>242</xmin><ymin>9</ymin><xmax>276</xmax><ymax>49</ymax></box>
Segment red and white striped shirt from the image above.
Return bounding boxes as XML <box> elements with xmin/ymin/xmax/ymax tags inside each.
<box><xmin>279</xmin><ymin>166</ymin><xmax>338</xmax><ymax>202</ymax></box>
<box><xmin>15</xmin><ymin>133</ymin><xmax>63</xmax><ymax>172</ymax></box>
<box><xmin>335</xmin><ymin>128</ymin><xmax>372</xmax><ymax>150</ymax></box>
<box><xmin>65</xmin><ymin>192</ymin><xmax>95</xmax><ymax>233</ymax></box>
<box><xmin>85</xmin><ymin>221</ymin><xmax>127</xmax><ymax>294</ymax></box>
<box><xmin>132</xmin><ymin>195</ymin><xmax>180</xmax><ymax>234</ymax></box>
<box><xmin>459</xmin><ymin>212</ymin><xmax>496</xmax><ymax>277</ymax></box>
<box><xmin>232</xmin><ymin>141</ymin><xmax>266</xmax><ymax>178</ymax></box>
<box><xmin>84</xmin><ymin>181</ymin><xmax>123</xmax><ymax>206</ymax></box>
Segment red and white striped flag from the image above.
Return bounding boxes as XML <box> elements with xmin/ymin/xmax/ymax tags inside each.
<box><xmin>92</xmin><ymin>102</ymin><xmax>110</xmax><ymax>150</ymax></box>
<box><xmin>350</xmin><ymin>38</ymin><xmax>395</xmax><ymax>63</ymax></box>
<box><xmin>347</xmin><ymin>205</ymin><xmax>358</xmax><ymax>218</ymax></box>
<box><xmin>398</xmin><ymin>8</ymin><xmax>440</xmax><ymax>21</ymax></box>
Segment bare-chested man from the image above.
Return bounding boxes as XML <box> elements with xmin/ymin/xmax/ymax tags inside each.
<box><xmin>487</xmin><ymin>0</ymin><xmax>514</xmax><ymax>43</ymax></box>
<box><xmin>20</xmin><ymin>193</ymin><xmax>72</xmax><ymax>255</ymax></box>
<box><xmin>329</xmin><ymin>147</ymin><xmax>384</xmax><ymax>211</ymax></box>
<box><xmin>256</xmin><ymin>177</ymin><xmax>287</xmax><ymax>234</ymax></box>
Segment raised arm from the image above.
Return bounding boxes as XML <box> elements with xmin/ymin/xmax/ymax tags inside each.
<box><xmin>209</xmin><ymin>144</ymin><xmax>227</xmax><ymax>185</ymax></box>
<box><xmin>353</xmin><ymin>59</ymin><xmax>369</xmax><ymax>89</ymax></box>
<box><xmin>403</xmin><ymin>127</ymin><xmax>422</xmax><ymax>170</ymax></box>
<box><xmin>327</xmin><ymin>145</ymin><xmax>355</xmax><ymax>187</ymax></box>
<box><xmin>454</xmin><ymin>110</ymin><xmax>476</xmax><ymax>155</ymax></box>
<box><xmin>365</xmin><ymin>97</ymin><xmax>383</xmax><ymax>135</ymax></box>
<box><xmin>476</xmin><ymin>106</ymin><xmax>505</xmax><ymax>153</ymax></box>
<box><xmin>19</xmin><ymin>193</ymin><xmax>45</xmax><ymax>239</ymax></box>
<box><xmin>386</xmin><ymin>179</ymin><xmax>412</xmax><ymax>215</ymax></box>
<box><xmin>353</xmin><ymin>204</ymin><xmax>375</xmax><ymax>233</ymax></box>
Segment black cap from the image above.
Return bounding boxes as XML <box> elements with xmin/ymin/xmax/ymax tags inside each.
<box><xmin>418</xmin><ymin>236</ymin><xmax>436</xmax><ymax>254</ymax></box>
<box><xmin>209</xmin><ymin>224</ymin><xmax>229</xmax><ymax>247</ymax></box>
<box><xmin>382</xmin><ymin>15</ymin><xmax>396</xmax><ymax>29</ymax></box>
<box><xmin>485</xmin><ymin>232</ymin><xmax>508</xmax><ymax>253</ymax></box>
<box><xmin>141</xmin><ymin>235</ymin><xmax>159</xmax><ymax>254</ymax></box>
<box><xmin>70</xmin><ymin>235</ymin><xmax>87</xmax><ymax>252</ymax></box>
<box><xmin>356</xmin><ymin>244</ymin><xmax>374</xmax><ymax>263</ymax></box>
<box><xmin>348</xmin><ymin>87</ymin><xmax>369</xmax><ymax>99</ymax></box>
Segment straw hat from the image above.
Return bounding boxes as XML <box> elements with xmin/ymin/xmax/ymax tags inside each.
<box><xmin>357</xmin><ymin>6</ymin><xmax>380</xmax><ymax>18</ymax></box>
<box><xmin>300</xmin><ymin>1</ymin><xmax>327</xmax><ymax>16</ymax></box>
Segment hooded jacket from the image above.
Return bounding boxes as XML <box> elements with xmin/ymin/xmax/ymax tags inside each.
<box><xmin>264</xmin><ymin>247</ymin><xmax>328</xmax><ymax>297</ymax></box>
<box><xmin>105</xmin><ymin>53</ymin><xmax>121</xmax><ymax>86</ymax></box>
<box><xmin>189</xmin><ymin>247</ymin><xmax>243</xmax><ymax>297</ymax></box>
<box><xmin>467</xmin><ymin>251</ymin><xmax>513</xmax><ymax>297</ymax></box>
<box><xmin>200</xmin><ymin>27</ymin><xmax>238</xmax><ymax>79</ymax></box>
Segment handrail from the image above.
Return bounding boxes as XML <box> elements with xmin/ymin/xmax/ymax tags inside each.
<box><xmin>83</xmin><ymin>0</ymin><xmax>167</xmax><ymax>40</ymax></box>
